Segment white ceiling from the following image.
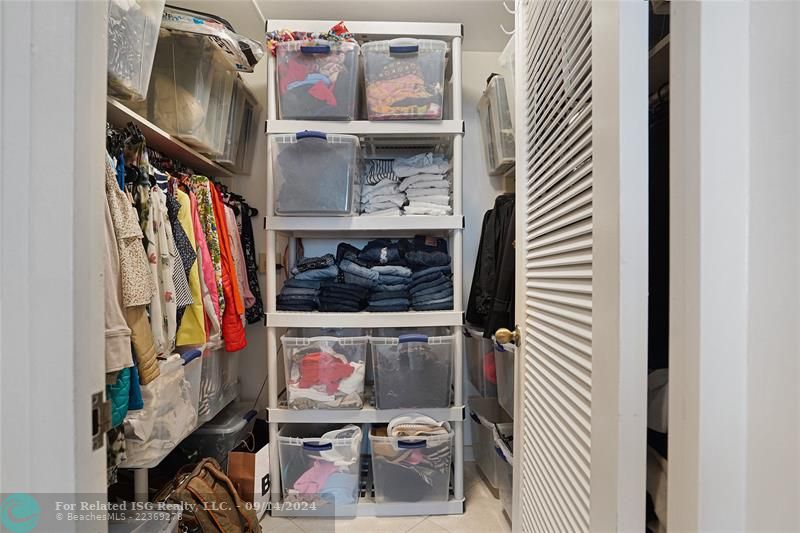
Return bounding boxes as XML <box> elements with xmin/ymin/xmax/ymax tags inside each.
<box><xmin>170</xmin><ymin>0</ymin><xmax>514</xmax><ymax>51</ymax></box>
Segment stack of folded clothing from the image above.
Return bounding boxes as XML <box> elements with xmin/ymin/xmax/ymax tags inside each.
<box><xmin>397</xmin><ymin>153</ymin><xmax>452</xmax><ymax>216</ymax></box>
<box><xmin>318</xmin><ymin>281</ymin><xmax>370</xmax><ymax>312</ymax></box>
<box><xmin>367</xmin><ymin>265</ymin><xmax>412</xmax><ymax>312</ymax></box>
<box><xmin>360</xmin><ymin>178</ymin><xmax>405</xmax><ymax>216</ymax></box>
<box><xmin>406</xmin><ymin>236</ymin><xmax>454</xmax><ymax>311</ymax></box>
<box><xmin>277</xmin><ymin>254</ymin><xmax>339</xmax><ymax>311</ymax></box>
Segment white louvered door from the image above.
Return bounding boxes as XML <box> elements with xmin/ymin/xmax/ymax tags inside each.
<box><xmin>511</xmin><ymin>1</ymin><xmax>648</xmax><ymax>531</ymax></box>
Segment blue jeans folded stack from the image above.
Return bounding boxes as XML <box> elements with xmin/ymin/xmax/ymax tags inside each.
<box><xmin>275</xmin><ymin>237</ymin><xmax>454</xmax><ymax>313</ymax></box>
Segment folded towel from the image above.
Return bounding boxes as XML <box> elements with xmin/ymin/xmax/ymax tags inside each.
<box><xmin>406</xmin><ymin>196</ymin><xmax>451</xmax><ymax>206</ymax></box>
<box><xmin>400</xmin><ymin>175</ymin><xmax>450</xmax><ymax>191</ymax></box>
<box><xmin>404</xmin><ymin>205</ymin><xmax>453</xmax><ymax>215</ymax></box>
<box><xmin>362</xmin><ymin>207</ymin><xmax>402</xmax><ymax>216</ymax></box>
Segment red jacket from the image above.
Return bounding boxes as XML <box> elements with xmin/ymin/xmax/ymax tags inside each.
<box><xmin>210</xmin><ymin>182</ymin><xmax>247</xmax><ymax>352</ymax></box>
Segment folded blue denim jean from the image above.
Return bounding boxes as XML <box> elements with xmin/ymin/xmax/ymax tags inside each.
<box><xmin>412</xmin><ymin>297</ymin><xmax>454</xmax><ymax>310</ymax></box>
<box><xmin>372</xmin><ymin>265</ymin><xmax>412</xmax><ymax>277</ymax></box>
<box><xmin>405</xmin><ymin>250</ymin><xmax>451</xmax><ymax>268</ymax></box>
<box><xmin>339</xmin><ymin>259</ymin><xmax>379</xmax><ymax>281</ymax></box>
<box><xmin>369</xmin><ymin>290</ymin><xmax>409</xmax><ymax>301</ymax></box>
<box><xmin>411</xmin><ymin>235</ymin><xmax>449</xmax><ymax>254</ymax></box>
<box><xmin>373</xmin><ymin>282</ymin><xmax>409</xmax><ymax>292</ymax></box>
<box><xmin>295</xmin><ymin>254</ymin><xmax>335</xmax><ymax>273</ymax></box>
<box><xmin>277</xmin><ymin>303</ymin><xmax>317</xmax><ymax>311</ymax></box>
<box><xmin>342</xmin><ymin>272</ymin><xmax>377</xmax><ymax>288</ymax></box>
<box><xmin>377</xmin><ymin>274</ymin><xmax>410</xmax><ymax>285</ymax></box>
<box><xmin>411</xmin><ymin>265</ymin><xmax>453</xmax><ymax>280</ymax></box>
<box><xmin>412</xmin><ymin>284</ymin><xmax>454</xmax><ymax>300</ymax></box>
<box><xmin>320</xmin><ymin>282</ymin><xmax>370</xmax><ymax>296</ymax></box>
<box><xmin>293</xmin><ymin>264</ymin><xmax>339</xmax><ymax>280</ymax></box>
<box><xmin>412</xmin><ymin>288</ymin><xmax>454</xmax><ymax>303</ymax></box>
<box><xmin>409</xmin><ymin>275</ymin><xmax>452</xmax><ymax>294</ymax></box>
<box><xmin>319</xmin><ymin>302</ymin><xmax>364</xmax><ymax>312</ymax></box>
<box><xmin>358</xmin><ymin>239</ymin><xmax>404</xmax><ymax>266</ymax></box>
<box><xmin>280</xmin><ymin>287</ymin><xmax>319</xmax><ymax>297</ymax></box>
<box><xmin>284</xmin><ymin>279</ymin><xmax>322</xmax><ymax>290</ymax></box>
<box><xmin>366</xmin><ymin>298</ymin><xmax>410</xmax><ymax>307</ymax></box>
<box><xmin>366</xmin><ymin>304</ymin><xmax>410</xmax><ymax>312</ymax></box>
<box><xmin>277</xmin><ymin>293</ymin><xmax>318</xmax><ymax>302</ymax></box>
<box><xmin>409</xmin><ymin>269</ymin><xmax>452</xmax><ymax>287</ymax></box>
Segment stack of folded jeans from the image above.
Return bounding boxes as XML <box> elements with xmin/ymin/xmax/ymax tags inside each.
<box><xmin>367</xmin><ymin>265</ymin><xmax>412</xmax><ymax>312</ymax></box>
<box><xmin>338</xmin><ymin>258</ymin><xmax>379</xmax><ymax>290</ymax></box>
<box><xmin>409</xmin><ymin>266</ymin><xmax>454</xmax><ymax>310</ymax></box>
<box><xmin>360</xmin><ymin>178</ymin><xmax>405</xmax><ymax>216</ymax></box>
<box><xmin>318</xmin><ymin>281</ymin><xmax>370</xmax><ymax>312</ymax></box>
<box><xmin>406</xmin><ymin>237</ymin><xmax>453</xmax><ymax>310</ymax></box>
<box><xmin>277</xmin><ymin>254</ymin><xmax>339</xmax><ymax>311</ymax></box>
<box><xmin>395</xmin><ymin>153</ymin><xmax>451</xmax><ymax>216</ymax></box>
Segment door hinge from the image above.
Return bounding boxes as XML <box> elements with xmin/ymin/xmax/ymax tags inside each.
<box><xmin>91</xmin><ymin>391</ymin><xmax>112</xmax><ymax>450</ymax></box>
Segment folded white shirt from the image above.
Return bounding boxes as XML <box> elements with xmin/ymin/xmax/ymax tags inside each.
<box><xmin>363</xmin><ymin>193</ymin><xmax>406</xmax><ymax>207</ymax></box>
<box><xmin>363</xmin><ymin>201</ymin><xmax>405</xmax><ymax>213</ymax></box>
<box><xmin>407</xmin><ymin>195</ymin><xmax>450</xmax><ymax>206</ymax></box>
<box><xmin>404</xmin><ymin>205</ymin><xmax>453</xmax><ymax>215</ymax></box>
<box><xmin>399</xmin><ymin>174</ymin><xmax>450</xmax><ymax>191</ymax></box>
<box><xmin>406</xmin><ymin>187</ymin><xmax>450</xmax><ymax>198</ymax></box>
<box><xmin>362</xmin><ymin>207</ymin><xmax>402</xmax><ymax>216</ymax></box>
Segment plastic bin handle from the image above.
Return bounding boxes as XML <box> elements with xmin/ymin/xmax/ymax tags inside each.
<box><xmin>469</xmin><ymin>411</ymin><xmax>480</xmax><ymax>423</ymax></box>
<box><xmin>300</xmin><ymin>43</ymin><xmax>331</xmax><ymax>54</ymax></box>
<box><xmin>495</xmin><ymin>445</ymin><xmax>509</xmax><ymax>463</ymax></box>
<box><xmin>388</xmin><ymin>38</ymin><xmax>420</xmax><ymax>54</ymax></box>
<box><xmin>295</xmin><ymin>130</ymin><xmax>327</xmax><ymax>141</ymax></box>
<box><xmin>398</xmin><ymin>334</ymin><xmax>428</xmax><ymax>343</ymax></box>
<box><xmin>397</xmin><ymin>439</ymin><xmax>426</xmax><ymax>449</ymax></box>
<box><xmin>302</xmin><ymin>441</ymin><xmax>333</xmax><ymax>451</ymax></box>
<box><xmin>243</xmin><ymin>410</ymin><xmax>257</xmax><ymax>422</ymax></box>
<box><xmin>180</xmin><ymin>349</ymin><xmax>202</xmax><ymax>365</ymax></box>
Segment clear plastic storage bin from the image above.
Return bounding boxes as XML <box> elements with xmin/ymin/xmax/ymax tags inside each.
<box><xmin>180</xmin><ymin>349</ymin><xmax>203</xmax><ymax>416</ymax></box>
<box><xmin>271</xmin><ymin>132</ymin><xmax>361</xmax><ymax>216</ymax></box>
<box><xmin>179</xmin><ymin>402</ymin><xmax>256</xmax><ymax>470</ymax></box>
<box><xmin>370</xmin><ymin>425</ymin><xmax>454</xmax><ymax>503</ymax></box>
<box><xmin>202</xmin><ymin>67</ymin><xmax>236</xmax><ymax>157</ymax></box>
<box><xmin>198</xmin><ymin>349</ymin><xmax>240</xmax><ymax>424</ymax></box>
<box><xmin>106</xmin><ymin>0</ymin><xmax>166</xmax><ymax>101</ymax></box>
<box><xmin>464</xmin><ymin>326</ymin><xmax>498</xmax><ymax>397</ymax></box>
<box><xmin>282</xmin><ymin>329</ymin><xmax>369</xmax><ymax>410</ymax></box>
<box><xmin>216</xmin><ymin>78</ymin><xmax>260</xmax><ymax>175</ymax></box>
<box><xmin>278</xmin><ymin>424</ymin><xmax>363</xmax><ymax>507</ymax></box>
<box><xmin>495</xmin><ymin>341</ymin><xmax>515</xmax><ymax>418</ymax></box>
<box><xmin>370</xmin><ymin>328</ymin><xmax>454</xmax><ymax>409</ymax></box>
<box><xmin>494</xmin><ymin>422</ymin><xmax>513</xmax><ymax>521</ymax></box>
<box><xmin>276</xmin><ymin>40</ymin><xmax>360</xmax><ymax>120</ymax></box>
<box><xmin>478</xmin><ymin>75</ymin><xmax>515</xmax><ymax>176</ymax></box>
<box><xmin>469</xmin><ymin>397</ymin><xmax>512</xmax><ymax>493</ymax></box>
<box><xmin>362</xmin><ymin>39</ymin><xmax>447</xmax><ymax>120</ymax></box>
<box><xmin>136</xmin><ymin>32</ymin><xmax>230</xmax><ymax>153</ymax></box>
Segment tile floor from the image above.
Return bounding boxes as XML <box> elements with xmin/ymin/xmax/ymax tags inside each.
<box><xmin>260</xmin><ymin>462</ymin><xmax>511</xmax><ymax>533</ymax></box>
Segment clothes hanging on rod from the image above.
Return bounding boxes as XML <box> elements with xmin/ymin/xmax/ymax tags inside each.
<box><xmin>466</xmin><ymin>193</ymin><xmax>516</xmax><ymax>336</ymax></box>
<box><xmin>103</xmin><ymin>122</ymin><xmax>263</xmax><ymax>484</ymax></box>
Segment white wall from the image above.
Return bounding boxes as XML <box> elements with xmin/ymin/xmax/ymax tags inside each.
<box><xmin>670</xmin><ymin>2</ymin><xmax>800</xmax><ymax>530</ymax></box>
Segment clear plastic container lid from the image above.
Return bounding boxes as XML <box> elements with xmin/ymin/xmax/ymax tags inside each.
<box><xmin>362</xmin><ymin>38</ymin><xmax>447</xmax><ymax>54</ymax></box>
<box><xmin>195</xmin><ymin>402</ymin><xmax>255</xmax><ymax>436</ymax></box>
<box><xmin>277</xmin><ymin>39</ymin><xmax>359</xmax><ymax>53</ymax></box>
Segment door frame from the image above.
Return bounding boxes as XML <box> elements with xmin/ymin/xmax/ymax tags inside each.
<box><xmin>0</xmin><ymin>0</ymin><xmax>108</xmax><ymax>521</ymax></box>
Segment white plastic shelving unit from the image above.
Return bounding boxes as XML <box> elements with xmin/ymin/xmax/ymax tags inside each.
<box><xmin>264</xmin><ymin>19</ymin><xmax>465</xmax><ymax>518</ymax></box>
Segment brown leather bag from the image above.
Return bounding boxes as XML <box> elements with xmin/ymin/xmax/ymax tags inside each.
<box><xmin>156</xmin><ymin>458</ymin><xmax>261</xmax><ymax>532</ymax></box>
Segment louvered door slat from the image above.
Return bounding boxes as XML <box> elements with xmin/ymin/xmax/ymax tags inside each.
<box><xmin>516</xmin><ymin>1</ymin><xmax>593</xmax><ymax>530</ymax></box>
